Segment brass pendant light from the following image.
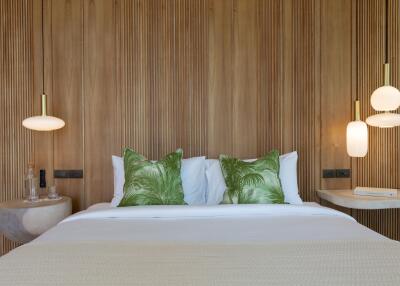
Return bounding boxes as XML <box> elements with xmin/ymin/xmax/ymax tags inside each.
<box><xmin>22</xmin><ymin>0</ymin><xmax>65</xmax><ymax>131</ymax></box>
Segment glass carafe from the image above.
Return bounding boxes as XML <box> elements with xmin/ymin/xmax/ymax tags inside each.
<box><xmin>24</xmin><ymin>163</ymin><xmax>39</xmax><ymax>202</ymax></box>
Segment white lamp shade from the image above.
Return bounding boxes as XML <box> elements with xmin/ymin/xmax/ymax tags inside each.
<box><xmin>22</xmin><ymin>115</ymin><xmax>65</xmax><ymax>131</ymax></box>
<box><xmin>366</xmin><ymin>112</ymin><xmax>400</xmax><ymax>128</ymax></box>
<box><xmin>346</xmin><ymin>120</ymin><xmax>368</xmax><ymax>157</ymax></box>
<box><xmin>370</xmin><ymin>85</ymin><xmax>400</xmax><ymax>111</ymax></box>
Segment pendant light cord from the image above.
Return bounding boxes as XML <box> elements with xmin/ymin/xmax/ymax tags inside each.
<box><xmin>354</xmin><ymin>0</ymin><xmax>360</xmax><ymax>121</ymax></box>
<box><xmin>355</xmin><ymin>0</ymin><xmax>359</xmax><ymax>101</ymax></box>
<box><xmin>42</xmin><ymin>0</ymin><xmax>45</xmax><ymax>94</ymax></box>
<box><xmin>385</xmin><ymin>0</ymin><xmax>388</xmax><ymax>63</ymax></box>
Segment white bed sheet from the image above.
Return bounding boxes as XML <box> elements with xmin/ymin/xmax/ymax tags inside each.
<box><xmin>33</xmin><ymin>202</ymin><xmax>385</xmax><ymax>244</ymax></box>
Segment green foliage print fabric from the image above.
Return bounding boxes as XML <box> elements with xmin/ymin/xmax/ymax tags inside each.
<box><xmin>118</xmin><ymin>148</ymin><xmax>185</xmax><ymax>207</ymax></box>
<box><xmin>220</xmin><ymin>150</ymin><xmax>285</xmax><ymax>204</ymax></box>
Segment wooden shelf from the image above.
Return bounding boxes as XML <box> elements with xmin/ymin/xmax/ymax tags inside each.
<box><xmin>317</xmin><ymin>189</ymin><xmax>400</xmax><ymax>210</ymax></box>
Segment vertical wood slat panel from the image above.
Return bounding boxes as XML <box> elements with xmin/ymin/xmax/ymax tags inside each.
<box><xmin>117</xmin><ymin>0</ymin><xmax>315</xmax><ymax>165</ymax></box>
<box><xmin>354</xmin><ymin>0</ymin><xmax>400</xmax><ymax>240</ymax></box>
<box><xmin>116</xmin><ymin>1</ymin><xmax>318</xmax><ymax>199</ymax></box>
<box><xmin>257</xmin><ymin>0</ymin><xmax>284</xmax><ymax>155</ymax></box>
<box><xmin>232</xmin><ymin>0</ymin><xmax>258</xmax><ymax>158</ymax></box>
<box><xmin>0</xmin><ymin>0</ymin><xmax>34</xmax><ymax>255</ymax></box>
<box><xmin>83</xmin><ymin>0</ymin><xmax>120</xmax><ymax>205</ymax></box>
<box><xmin>320</xmin><ymin>0</ymin><xmax>352</xmax><ymax>191</ymax></box>
<box><xmin>292</xmin><ymin>0</ymin><xmax>317</xmax><ymax>202</ymax></box>
<box><xmin>91</xmin><ymin>0</ymin><xmax>321</xmax><ymax>205</ymax></box>
<box><xmin>207</xmin><ymin>0</ymin><xmax>234</xmax><ymax>158</ymax></box>
<box><xmin>119</xmin><ymin>0</ymin><xmax>208</xmax><ymax>160</ymax></box>
<box><xmin>184</xmin><ymin>0</ymin><xmax>208</xmax><ymax>157</ymax></box>
<box><xmin>52</xmin><ymin>0</ymin><xmax>84</xmax><ymax>212</ymax></box>
<box><xmin>119</xmin><ymin>0</ymin><xmax>151</xmax><ymax>157</ymax></box>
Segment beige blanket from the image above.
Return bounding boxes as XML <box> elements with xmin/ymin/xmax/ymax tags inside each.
<box><xmin>1</xmin><ymin>240</ymin><xmax>400</xmax><ymax>286</ymax></box>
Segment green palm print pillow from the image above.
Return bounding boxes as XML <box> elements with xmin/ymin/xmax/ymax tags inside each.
<box><xmin>118</xmin><ymin>148</ymin><xmax>185</xmax><ymax>206</ymax></box>
<box><xmin>219</xmin><ymin>150</ymin><xmax>284</xmax><ymax>204</ymax></box>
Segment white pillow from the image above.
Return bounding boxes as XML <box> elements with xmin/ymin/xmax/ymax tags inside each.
<box><xmin>181</xmin><ymin>156</ymin><xmax>207</xmax><ymax>205</ymax></box>
<box><xmin>205</xmin><ymin>151</ymin><xmax>302</xmax><ymax>205</ymax></box>
<box><xmin>111</xmin><ymin>155</ymin><xmax>207</xmax><ymax>207</ymax></box>
<box><xmin>111</xmin><ymin>156</ymin><xmax>124</xmax><ymax>207</ymax></box>
<box><xmin>279</xmin><ymin>152</ymin><xmax>302</xmax><ymax>204</ymax></box>
<box><xmin>205</xmin><ymin>159</ymin><xmax>226</xmax><ymax>205</ymax></box>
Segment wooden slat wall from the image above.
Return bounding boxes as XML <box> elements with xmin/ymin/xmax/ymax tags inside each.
<box><xmin>0</xmin><ymin>0</ymin><xmax>34</xmax><ymax>255</ymax></box>
<box><xmin>257</xmin><ymin>0</ymin><xmax>283</xmax><ymax>154</ymax></box>
<box><xmin>2</xmin><ymin>0</ymin><xmax>400</xmax><ymax>255</ymax></box>
<box><xmin>320</xmin><ymin>0</ymin><xmax>352</xmax><ymax>192</ymax></box>
<box><xmin>207</xmin><ymin>0</ymin><xmax>234</xmax><ymax>157</ymax></box>
<box><xmin>52</xmin><ymin>0</ymin><xmax>84</xmax><ymax>212</ymax></box>
<box><xmin>119</xmin><ymin>0</ymin><xmax>209</xmax><ymax>160</ymax></box>
<box><xmin>292</xmin><ymin>0</ymin><xmax>319</xmax><ymax>202</ymax></box>
<box><xmin>352</xmin><ymin>0</ymin><xmax>400</xmax><ymax>240</ymax></box>
<box><xmin>116</xmin><ymin>0</ymin><xmax>317</xmax><ymax>203</ymax></box>
<box><xmin>83</xmin><ymin>0</ymin><xmax>121</xmax><ymax>209</ymax></box>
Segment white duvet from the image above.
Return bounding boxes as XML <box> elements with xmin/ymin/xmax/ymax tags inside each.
<box><xmin>32</xmin><ymin>202</ymin><xmax>384</xmax><ymax>244</ymax></box>
<box><xmin>2</xmin><ymin>203</ymin><xmax>400</xmax><ymax>286</ymax></box>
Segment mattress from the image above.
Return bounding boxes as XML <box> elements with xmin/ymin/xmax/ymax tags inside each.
<box><xmin>1</xmin><ymin>203</ymin><xmax>400</xmax><ymax>285</ymax></box>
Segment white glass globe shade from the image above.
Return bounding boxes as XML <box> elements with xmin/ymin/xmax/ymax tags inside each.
<box><xmin>370</xmin><ymin>85</ymin><xmax>400</xmax><ymax>111</ymax></box>
<box><xmin>366</xmin><ymin>112</ymin><xmax>400</xmax><ymax>128</ymax></box>
<box><xmin>346</xmin><ymin>120</ymin><xmax>368</xmax><ymax>157</ymax></box>
<box><xmin>22</xmin><ymin>115</ymin><xmax>65</xmax><ymax>131</ymax></box>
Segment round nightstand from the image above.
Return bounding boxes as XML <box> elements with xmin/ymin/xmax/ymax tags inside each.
<box><xmin>0</xmin><ymin>196</ymin><xmax>72</xmax><ymax>244</ymax></box>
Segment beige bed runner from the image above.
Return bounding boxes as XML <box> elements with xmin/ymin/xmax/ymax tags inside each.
<box><xmin>1</xmin><ymin>240</ymin><xmax>400</xmax><ymax>285</ymax></box>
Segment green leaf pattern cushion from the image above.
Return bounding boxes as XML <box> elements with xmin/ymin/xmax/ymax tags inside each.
<box><xmin>220</xmin><ymin>150</ymin><xmax>285</xmax><ymax>204</ymax></box>
<box><xmin>118</xmin><ymin>148</ymin><xmax>185</xmax><ymax>206</ymax></box>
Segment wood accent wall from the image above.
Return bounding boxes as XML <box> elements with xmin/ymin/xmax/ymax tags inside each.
<box><xmin>352</xmin><ymin>0</ymin><xmax>400</xmax><ymax>240</ymax></box>
<box><xmin>1</xmin><ymin>0</ymin><xmax>400</xmax><ymax>255</ymax></box>
<box><xmin>0</xmin><ymin>0</ymin><xmax>34</xmax><ymax>257</ymax></box>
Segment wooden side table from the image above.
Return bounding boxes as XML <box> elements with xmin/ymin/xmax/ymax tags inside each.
<box><xmin>317</xmin><ymin>189</ymin><xmax>400</xmax><ymax>210</ymax></box>
<box><xmin>0</xmin><ymin>196</ymin><xmax>72</xmax><ymax>244</ymax></box>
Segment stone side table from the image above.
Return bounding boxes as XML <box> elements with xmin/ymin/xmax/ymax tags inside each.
<box><xmin>0</xmin><ymin>196</ymin><xmax>72</xmax><ymax>244</ymax></box>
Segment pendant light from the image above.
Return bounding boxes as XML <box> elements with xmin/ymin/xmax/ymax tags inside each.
<box><xmin>366</xmin><ymin>0</ymin><xmax>400</xmax><ymax>128</ymax></box>
<box><xmin>346</xmin><ymin>6</ymin><xmax>368</xmax><ymax>158</ymax></box>
<box><xmin>22</xmin><ymin>0</ymin><xmax>65</xmax><ymax>131</ymax></box>
<box><xmin>347</xmin><ymin>101</ymin><xmax>368</xmax><ymax>157</ymax></box>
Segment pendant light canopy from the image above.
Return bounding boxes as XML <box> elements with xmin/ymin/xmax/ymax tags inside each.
<box><xmin>22</xmin><ymin>94</ymin><xmax>65</xmax><ymax>131</ymax></box>
<box><xmin>22</xmin><ymin>1</ymin><xmax>65</xmax><ymax>132</ymax></box>
<box><xmin>366</xmin><ymin>0</ymin><xmax>400</xmax><ymax>128</ymax></box>
<box><xmin>347</xmin><ymin>101</ymin><xmax>368</xmax><ymax>157</ymax></box>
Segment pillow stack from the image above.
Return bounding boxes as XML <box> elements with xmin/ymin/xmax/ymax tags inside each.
<box><xmin>112</xmin><ymin>149</ymin><xmax>207</xmax><ymax>207</ymax></box>
<box><xmin>111</xmin><ymin>148</ymin><xmax>302</xmax><ymax>207</ymax></box>
<box><xmin>205</xmin><ymin>151</ymin><xmax>302</xmax><ymax>205</ymax></box>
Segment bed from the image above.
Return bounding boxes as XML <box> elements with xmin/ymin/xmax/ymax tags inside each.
<box><xmin>1</xmin><ymin>202</ymin><xmax>400</xmax><ymax>285</ymax></box>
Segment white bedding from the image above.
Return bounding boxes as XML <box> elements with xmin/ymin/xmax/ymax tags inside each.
<box><xmin>33</xmin><ymin>202</ymin><xmax>384</xmax><ymax>244</ymax></box>
<box><xmin>1</xmin><ymin>203</ymin><xmax>400</xmax><ymax>285</ymax></box>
